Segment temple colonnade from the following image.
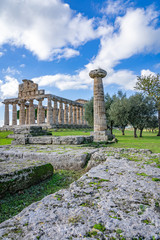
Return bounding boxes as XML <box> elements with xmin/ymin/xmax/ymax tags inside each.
<box><xmin>3</xmin><ymin>96</ymin><xmax>87</xmax><ymax>127</ymax></box>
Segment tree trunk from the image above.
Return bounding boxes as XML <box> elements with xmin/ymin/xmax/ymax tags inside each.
<box><xmin>134</xmin><ymin>127</ymin><xmax>138</xmax><ymax>138</ymax></box>
<box><xmin>122</xmin><ymin>127</ymin><xmax>125</xmax><ymax>135</ymax></box>
<box><xmin>139</xmin><ymin>128</ymin><xmax>143</xmax><ymax>137</ymax></box>
<box><xmin>110</xmin><ymin>121</ymin><xmax>113</xmax><ymax>135</ymax></box>
<box><xmin>157</xmin><ymin>108</ymin><xmax>160</xmax><ymax>136</ymax></box>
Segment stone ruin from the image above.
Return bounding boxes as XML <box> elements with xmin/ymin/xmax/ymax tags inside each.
<box><xmin>89</xmin><ymin>68</ymin><xmax>114</xmax><ymax>142</ymax></box>
<box><xmin>2</xmin><ymin>79</ymin><xmax>88</xmax><ymax>129</ymax></box>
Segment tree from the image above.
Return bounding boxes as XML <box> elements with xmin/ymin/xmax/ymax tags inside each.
<box><xmin>84</xmin><ymin>97</ymin><xmax>93</xmax><ymax>126</ymax></box>
<box><xmin>146</xmin><ymin>115</ymin><xmax>158</xmax><ymax>132</ymax></box>
<box><xmin>109</xmin><ymin>97</ymin><xmax>129</xmax><ymax>135</ymax></box>
<box><xmin>128</xmin><ymin>93</ymin><xmax>156</xmax><ymax>137</ymax></box>
<box><xmin>135</xmin><ymin>74</ymin><xmax>160</xmax><ymax>136</ymax></box>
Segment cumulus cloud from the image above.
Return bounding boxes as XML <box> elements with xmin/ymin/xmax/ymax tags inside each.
<box><xmin>141</xmin><ymin>69</ymin><xmax>156</xmax><ymax>77</ymax></box>
<box><xmin>0</xmin><ymin>0</ymin><xmax>96</xmax><ymax>60</ymax></box>
<box><xmin>33</xmin><ymin>6</ymin><xmax>160</xmax><ymax>91</ymax></box>
<box><xmin>101</xmin><ymin>0</ymin><xmax>132</xmax><ymax>16</ymax></box>
<box><xmin>0</xmin><ymin>76</ymin><xmax>19</xmax><ymax>99</ymax></box>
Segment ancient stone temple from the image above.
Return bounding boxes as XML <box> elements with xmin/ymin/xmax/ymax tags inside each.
<box><xmin>2</xmin><ymin>79</ymin><xmax>88</xmax><ymax>128</ymax></box>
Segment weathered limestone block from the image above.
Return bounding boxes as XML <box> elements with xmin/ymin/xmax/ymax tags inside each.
<box><xmin>12</xmin><ymin>103</ymin><xmax>17</xmax><ymax>125</ymax></box>
<box><xmin>0</xmin><ymin>163</ymin><xmax>53</xmax><ymax>198</ymax></box>
<box><xmin>4</xmin><ymin>103</ymin><xmax>9</xmax><ymax>125</ymax></box>
<box><xmin>28</xmin><ymin>136</ymin><xmax>52</xmax><ymax>144</ymax></box>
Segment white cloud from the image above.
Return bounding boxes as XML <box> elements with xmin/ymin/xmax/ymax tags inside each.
<box><xmin>33</xmin><ymin>6</ymin><xmax>160</xmax><ymax>91</ymax></box>
<box><xmin>0</xmin><ymin>0</ymin><xmax>96</xmax><ymax>60</ymax></box>
<box><xmin>2</xmin><ymin>67</ymin><xmax>21</xmax><ymax>75</ymax></box>
<box><xmin>22</xmin><ymin>54</ymin><xmax>26</xmax><ymax>58</ymax></box>
<box><xmin>141</xmin><ymin>69</ymin><xmax>156</xmax><ymax>77</ymax></box>
<box><xmin>0</xmin><ymin>119</ymin><xmax>4</xmax><ymax>127</ymax></box>
<box><xmin>20</xmin><ymin>64</ymin><xmax>25</xmax><ymax>68</ymax></box>
<box><xmin>0</xmin><ymin>52</ymin><xmax>3</xmax><ymax>57</ymax></box>
<box><xmin>0</xmin><ymin>76</ymin><xmax>19</xmax><ymax>99</ymax></box>
<box><xmin>101</xmin><ymin>0</ymin><xmax>131</xmax><ymax>16</ymax></box>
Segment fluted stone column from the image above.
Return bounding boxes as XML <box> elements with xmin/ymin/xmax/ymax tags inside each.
<box><xmin>64</xmin><ymin>103</ymin><xmax>68</xmax><ymax>124</ymax></box>
<box><xmin>80</xmin><ymin>106</ymin><xmax>84</xmax><ymax>125</ymax></box>
<box><xmin>69</xmin><ymin>104</ymin><xmax>73</xmax><ymax>125</ymax></box>
<box><xmin>29</xmin><ymin>99</ymin><xmax>35</xmax><ymax>125</ymax></box>
<box><xmin>4</xmin><ymin>103</ymin><xmax>9</xmax><ymax>125</ymax></box>
<box><xmin>58</xmin><ymin>102</ymin><xmax>63</xmax><ymax>124</ymax></box>
<box><xmin>83</xmin><ymin>107</ymin><xmax>86</xmax><ymax>125</ymax></box>
<box><xmin>76</xmin><ymin>106</ymin><xmax>80</xmax><ymax>125</ymax></box>
<box><xmin>73</xmin><ymin>105</ymin><xmax>77</xmax><ymax>125</ymax></box>
<box><xmin>12</xmin><ymin>103</ymin><xmax>17</xmax><ymax>125</ymax></box>
<box><xmin>89</xmin><ymin>68</ymin><xmax>113</xmax><ymax>141</ymax></box>
<box><xmin>42</xmin><ymin>107</ymin><xmax>46</xmax><ymax>123</ymax></box>
<box><xmin>37</xmin><ymin>98</ymin><xmax>44</xmax><ymax>125</ymax></box>
<box><xmin>47</xmin><ymin>98</ymin><xmax>53</xmax><ymax>125</ymax></box>
<box><xmin>53</xmin><ymin>100</ymin><xmax>58</xmax><ymax>124</ymax></box>
<box><xmin>26</xmin><ymin>106</ymin><xmax>29</xmax><ymax>125</ymax></box>
<box><xmin>19</xmin><ymin>100</ymin><xmax>26</xmax><ymax>125</ymax></box>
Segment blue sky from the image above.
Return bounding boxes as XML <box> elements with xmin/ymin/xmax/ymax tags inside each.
<box><xmin>0</xmin><ymin>0</ymin><xmax>160</xmax><ymax>126</ymax></box>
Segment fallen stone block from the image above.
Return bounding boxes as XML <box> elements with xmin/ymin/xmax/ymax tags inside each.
<box><xmin>0</xmin><ymin>163</ymin><xmax>53</xmax><ymax>198</ymax></box>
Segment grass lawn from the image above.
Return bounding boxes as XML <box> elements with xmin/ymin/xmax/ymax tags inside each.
<box><xmin>0</xmin><ymin>131</ymin><xmax>13</xmax><ymax>145</ymax></box>
<box><xmin>111</xmin><ymin>129</ymin><xmax>160</xmax><ymax>153</ymax></box>
<box><xmin>51</xmin><ymin>128</ymin><xmax>91</xmax><ymax>136</ymax></box>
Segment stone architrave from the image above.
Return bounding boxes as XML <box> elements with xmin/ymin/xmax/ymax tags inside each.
<box><xmin>29</xmin><ymin>100</ymin><xmax>35</xmax><ymax>125</ymax></box>
<box><xmin>53</xmin><ymin>100</ymin><xmax>58</xmax><ymax>124</ymax></box>
<box><xmin>64</xmin><ymin>103</ymin><xmax>68</xmax><ymax>124</ymax></box>
<box><xmin>12</xmin><ymin>102</ymin><xmax>17</xmax><ymax>125</ymax></box>
<box><xmin>19</xmin><ymin>100</ymin><xmax>26</xmax><ymax>125</ymax></box>
<box><xmin>47</xmin><ymin>98</ymin><xmax>53</xmax><ymax>125</ymax></box>
<box><xmin>58</xmin><ymin>102</ymin><xmax>63</xmax><ymax>124</ymax></box>
<box><xmin>37</xmin><ymin>98</ymin><xmax>44</xmax><ymax>125</ymax></box>
<box><xmin>73</xmin><ymin>105</ymin><xmax>77</xmax><ymax>125</ymax></box>
<box><xmin>89</xmin><ymin>68</ymin><xmax>111</xmax><ymax>142</ymax></box>
<box><xmin>4</xmin><ymin>103</ymin><xmax>9</xmax><ymax>125</ymax></box>
<box><xmin>69</xmin><ymin>104</ymin><xmax>73</xmax><ymax>124</ymax></box>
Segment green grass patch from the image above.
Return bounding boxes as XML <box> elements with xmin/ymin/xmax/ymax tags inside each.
<box><xmin>0</xmin><ymin>169</ymin><xmax>84</xmax><ymax>223</ymax></box>
<box><xmin>93</xmin><ymin>223</ymin><xmax>106</xmax><ymax>232</ymax></box>
<box><xmin>51</xmin><ymin>128</ymin><xmax>91</xmax><ymax>136</ymax></box>
<box><xmin>0</xmin><ymin>131</ymin><xmax>13</xmax><ymax>145</ymax></box>
<box><xmin>111</xmin><ymin>129</ymin><xmax>160</xmax><ymax>153</ymax></box>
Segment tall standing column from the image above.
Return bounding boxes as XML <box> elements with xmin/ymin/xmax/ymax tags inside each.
<box><xmin>26</xmin><ymin>106</ymin><xmax>29</xmax><ymax>125</ymax></box>
<box><xmin>76</xmin><ymin>106</ymin><xmax>80</xmax><ymax>125</ymax></box>
<box><xmin>4</xmin><ymin>103</ymin><xmax>9</xmax><ymax>125</ymax></box>
<box><xmin>80</xmin><ymin>106</ymin><xmax>83</xmax><ymax>125</ymax></box>
<box><xmin>73</xmin><ymin>105</ymin><xmax>77</xmax><ymax>125</ymax></box>
<box><xmin>12</xmin><ymin>102</ymin><xmax>17</xmax><ymax>125</ymax></box>
<box><xmin>47</xmin><ymin>97</ymin><xmax>53</xmax><ymax>125</ymax></box>
<box><xmin>19</xmin><ymin>100</ymin><xmax>26</xmax><ymax>125</ymax></box>
<box><xmin>53</xmin><ymin>100</ymin><xmax>58</xmax><ymax>124</ymax></box>
<box><xmin>58</xmin><ymin>102</ymin><xmax>63</xmax><ymax>124</ymax></box>
<box><xmin>37</xmin><ymin>98</ymin><xmax>44</xmax><ymax>125</ymax></box>
<box><xmin>69</xmin><ymin>104</ymin><xmax>73</xmax><ymax>125</ymax></box>
<box><xmin>29</xmin><ymin>99</ymin><xmax>35</xmax><ymax>125</ymax></box>
<box><xmin>89</xmin><ymin>68</ymin><xmax>112</xmax><ymax>142</ymax></box>
<box><xmin>64</xmin><ymin>103</ymin><xmax>68</xmax><ymax>124</ymax></box>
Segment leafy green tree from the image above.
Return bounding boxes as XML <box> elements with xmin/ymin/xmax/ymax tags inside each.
<box><xmin>128</xmin><ymin>93</ymin><xmax>156</xmax><ymax>137</ymax></box>
<box><xmin>109</xmin><ymin>97</ymin><xmax>129</xmax><ymax>135</ymax></box>
<box><xmin>146</xmin><ymin>115</ymin><xmax>158</xmax><ymax>133</ymax></box>
<box><xmin>135</xmin><ymin>74</ymin><xmax>160</xmax><ymax>136</ymax></box>
<box><xmin>84</xmin><ymin>97</ymin><xmax>93</xmax><ymax>126</ymax></box>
